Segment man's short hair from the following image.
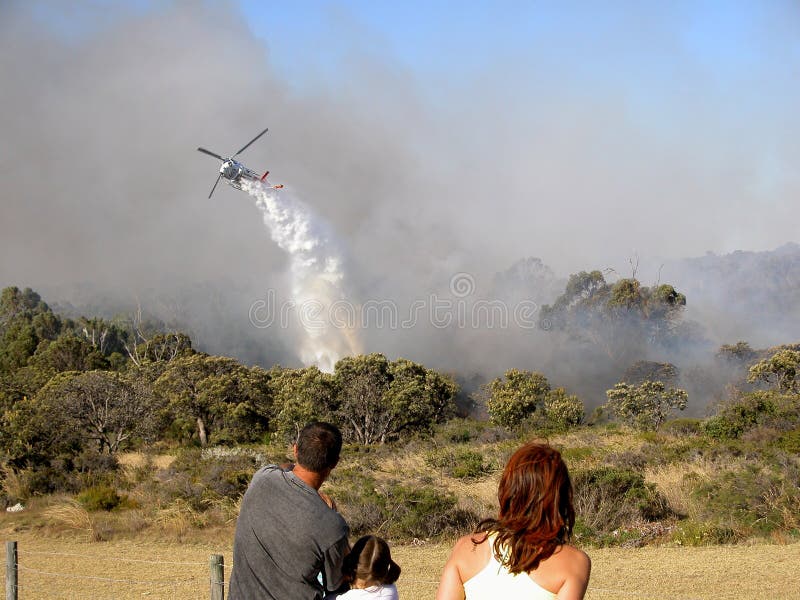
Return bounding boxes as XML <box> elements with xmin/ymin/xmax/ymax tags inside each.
<box><xmin>296</xmin><ymin>422</ymin><xmax>343</xmax><ymax>473</ymax></box>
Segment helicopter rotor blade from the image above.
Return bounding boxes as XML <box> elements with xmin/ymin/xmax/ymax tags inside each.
<box><xmin>208</xmin><ymin>173</ymin><xmax>222</xmax><ymax>199</ymax></box>
<box><xmin>198</xmin><ymin>147</ymin><xmax>224</xmax><ymax>160</ymax></box>
<box><xmin>233</xmin><ymin>127</ymin><xmax>269</xmax><ymax>157</ymax></box>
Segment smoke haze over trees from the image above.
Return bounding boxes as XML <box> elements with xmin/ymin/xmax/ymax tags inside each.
<box><xmin>1</xmin><ymin>2</ymin><xmax>798</xmax><ymax>401</ymax></box>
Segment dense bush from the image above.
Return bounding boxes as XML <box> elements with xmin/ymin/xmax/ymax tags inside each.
<box><xmin>326</xmin><ymin>466</ymin><xmax>478</xmax><ymax>541</ymax></box>
<box><xmin>157</xmin><ymin>447</ymin><xmax>267</xmax><ymax>510</ymax></box>
<box><xmin>704</xmin><ymin>390</ymin><xmax>799</xmax><ymax>440</ymax></box>
<box><xmin>425</xmin><ymin>447</ymin><xmax>493</xmax><ymax>479</ymax></box>
<box><xmin>687</xmin><ymin>462</ymin><xmax>800</xmax><ymax>537</ymax></box>
<box><xmin>605</xmin><ymin>381</ymin><xmax>688</xmax><ymax>430</ymax></box>
<box><xmin>572</xmin><ymin>466</ymin><xmax>672</xmax><ymax>544</ymax></box>
<box><xmin>661</xmin><ymin>418</ymin><xmax>703</xmax><ymax>436</ymax></box>
<box><xmin>542</xmin><ymin>388</ymin><xmax>585</xmax><ymax>429</ymax></box>
<box><xmin>77</xmin><ymin>484</ymin><xmax>125</xmax><ymax>511</ymax></box>
<box><xmin>671</xmin><ymin>521</ymin><xmax>740</xmax><ymax>546</ymax></box>
<box><xmin>486</xmin><ymin>370</ymin><xmax>551</xmax><ymax>429</ymax></box>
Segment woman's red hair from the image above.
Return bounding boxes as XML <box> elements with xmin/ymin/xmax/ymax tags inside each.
<box><xmin>474</xmin><ymin>442</ymin><xmax>575</xmax><ymax>574</ymax></box>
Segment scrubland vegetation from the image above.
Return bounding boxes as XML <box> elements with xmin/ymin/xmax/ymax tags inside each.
<box><xmin>1</xmin><ymin>283</ymin><xmax>799</xmax><ymax>550</ymax></box>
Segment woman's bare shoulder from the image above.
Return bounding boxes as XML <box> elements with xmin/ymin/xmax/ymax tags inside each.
<box><xmin>448</xmin><ymin>532</ymin><xmax>491</xmax><ymax>575</ymax></box>
<box><xmin>553</xmin><ymin>544</ymin><xmax>591</xmax><ymax>573</ymax></box>
<box><xmin>450</xmin><ymin>532</ymin><xmax>488</xmax><ymax>557</ymax></box>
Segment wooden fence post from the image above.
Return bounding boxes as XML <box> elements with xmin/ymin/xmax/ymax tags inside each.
<box><xmin>210</xmin><ymin>553</ymin><xmax>224</xmax><ymax>600</ymax></box>
<box><xmin>5</xmin><ymin>541</ymin><xmax>18</xmax><ymax>600</ymax></box>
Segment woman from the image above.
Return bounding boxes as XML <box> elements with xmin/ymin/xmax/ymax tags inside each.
<box><xmin>437</xmin><ymin>442</ymin><xmax>590</xmax><ymax>600</ymax></box>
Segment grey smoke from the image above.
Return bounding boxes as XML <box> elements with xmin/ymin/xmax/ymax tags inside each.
<box><xmin>1</xmin><ymin>1</ymin><xmax>798</xmax><ymax>403</ymax></box>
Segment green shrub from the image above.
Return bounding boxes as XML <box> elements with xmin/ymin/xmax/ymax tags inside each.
<box><xmin>17</xmin><ymin>460</ymin><xmax>80</xmax><ymax>497</ymax></box>
<box><xmin>671</xmin><ymin>521</ymin><xmax>740</xmax><ymax>546</ymax></box>
<box><xmin>157</xmin><ymin>447</ymin><xmax>268</xmax><ymax>510</ymax></box>
<box><xmin>326</xmin><ymin>468</ymin><xmax>478</xmax><ymax>540</ymax></box>
<box><xmin>326</xmin><ymin>467</ymin><xmax>384</xmax><ymax>535</ymax></box>
<box><xmin>605</xmin><ymin>451</ymin><xmax>648</xmax><ymax>471</ymax></box>
<box><xmin>572</xmin><ymin>467</ymin><xmax>672</xmax><ymax>540</ymax></box>
<box><xmin>434</xmin><ymin>418</ymin><xmax>486</xmax><ymax>444</ymax></box>
<box><xmin>703</xmin><ymin>390</ymin><xmax>799</xmax><ymax>441</ymax></box>
<box><xmin>425</xmin><ymin>448</ymin><xmax>492</xmax><ymax>479</ymax></box>
<box><xmin>702</xmin><ymin>415</ymin><xmax>745</xmax><ymax>440</ymax></box>
<box><xmin>77</xmin><ymin>484</ymin><xmax>123</xmax><ymax>511</ymax></box>
<box><xmin>778</xmin><ymin>428</ymin><xmax>800</xmax><ymax>454</ymax></box>
<box><xmin>73</xmin><ymin>449</ymin><xmax>120</xmax><ymax>488</ymax></box>
<box><xmin>605</xmin><ymin>381</ymin><xmax>688</xmax><ymax>431</ymax></box>
<box><xmin>486</xmin><ymin>370</ymin><xmax>550</xmax><ymax>430</ymax></box>
<box><xmin>543</xmin><ymin>388</ymin><xmax>585</xmax><ymax>429</ymax></box>
<box><xmin>661</xmin><ymin>418</ymin><xmax>702</xmax><ymax>436</ymax></box>
<box><xmin>688</xmin><ymin>463</ymin><xmax>800</xmax><ymax>537</ymax></box>
<box><xmin>384</xmin><ymin>485</ymin><xmax>463</xmax><ymax>537</ymax></box>
<box><xmin>558</xmin><ymin>446</ymin><xmax>597</xmax><ymax>465</ymax></box>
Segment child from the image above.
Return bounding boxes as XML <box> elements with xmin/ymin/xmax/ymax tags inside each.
<box><xmin>327</xmin><ymin>535</ymin><xmax>401</xmax><ymax>599</ymax></box>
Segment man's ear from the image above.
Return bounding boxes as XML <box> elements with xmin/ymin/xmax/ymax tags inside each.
<box><xmin>293</xmin><ymin>444</ymin><xmax>299</xmax><ymax>460</ymax></box>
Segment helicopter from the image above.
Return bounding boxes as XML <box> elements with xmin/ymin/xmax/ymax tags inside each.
<box><xmin>197</xmin><ymin>127</ymin><xmax>283</xmax><ymax>199</ymax></box>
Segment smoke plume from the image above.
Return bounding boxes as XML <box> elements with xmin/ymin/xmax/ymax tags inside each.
<box><xmin>244</xmin><ymin>179</ymin><xmax>360</xmax><ymax>371</ymax></box>
<box><xmin>1</xmin><ymin>1</ymin><xmax>798</xmax><ymax>406</ymax></box>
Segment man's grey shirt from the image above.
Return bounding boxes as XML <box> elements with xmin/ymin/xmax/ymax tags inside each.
<box><xmin>229</xmin><ymin>465</ymin><xmax>349</xmax><ymax>600</ymax></box>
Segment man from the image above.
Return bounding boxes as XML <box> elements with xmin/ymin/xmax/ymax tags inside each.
<box><xmin>229</xmin><ymin>422</ymin><xmax>349</xmax><ymax>600</ymax></box>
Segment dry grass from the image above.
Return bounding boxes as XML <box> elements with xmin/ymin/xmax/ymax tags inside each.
<box><xmin>2</xmin><ymin>531</ymin><xmax>800</xmax><ymax>599</ymax></box>
<box><xmin>0</xmin><ymin>464</ymin><xmax>27</xmax><ymax>500</ymax></box>
<box><xmin>445</xmin><ymin>477</ymin><xmax>497</xmax><ymax>515</ymax></box>
<box><xmin>153</xmin><ymin>499</ymin><xmax>207</xmax><ymax>539</ymax></box>
<box><xmin>552</xmin><ymin>428</ymin><xmax>640</xmax><ymax>457</ymax></box>
<box><xmin>43</xmin><ymin>500</ymin><xmax>95</xmax><ymax>540</ymax></box>
<box><xmin>644</xmin><ymin>460</ymin><xmax>715</xmax><ymax>517</ymax></box>
<box><xmin>117</xmin><ymin>452</ymin><xmax>175</xmax><ymax>470</ymax></box>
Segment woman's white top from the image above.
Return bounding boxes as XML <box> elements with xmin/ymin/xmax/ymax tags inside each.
<box><xmin>326</xmin><ymin>583</ymin><xmax>399</xmax><ymax>599</ymax></box>
<box><xmin>463</xmin><ymin>540</ymin><xmax>557</xmax><ymax>600</ymax></box>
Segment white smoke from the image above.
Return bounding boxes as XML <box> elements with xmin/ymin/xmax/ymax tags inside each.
<box><xmin>243</xmin><ymin>179</ymin><xmax>360</xmax><ymax>371</ymax></box>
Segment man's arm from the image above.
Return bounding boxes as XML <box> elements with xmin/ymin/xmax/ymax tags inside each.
<box><xmin>322</xmin><ymin>535</ymin><xmax>350</xmax><ymax>592</ymax></box>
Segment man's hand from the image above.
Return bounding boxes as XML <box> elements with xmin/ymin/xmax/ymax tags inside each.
<box><xmin>318</xmin><ymin>491</ymin><xmax>338</xmax><ymax>511</ymax></box>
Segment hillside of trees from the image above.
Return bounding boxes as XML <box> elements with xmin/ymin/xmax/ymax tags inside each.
<box><xmin>1</xmin><ymin>283</ymin><xmax>798</xmax><ymax>547</ymax></box>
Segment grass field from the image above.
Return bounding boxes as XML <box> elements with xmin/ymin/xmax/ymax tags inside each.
<box><xmin>3</xmin><ymin>531</ymin><xmax>800</xmax><ymax>599</ymax></box>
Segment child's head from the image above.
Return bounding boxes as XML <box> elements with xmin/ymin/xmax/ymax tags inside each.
<box><xmin>343</xmin><ymin>535</ymin><xmax>401</xmax><ymax>587</ymax></box>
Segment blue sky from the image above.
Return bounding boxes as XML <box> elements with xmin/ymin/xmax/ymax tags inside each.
<box><xmin>3</xmin><ymin>0</ymin><xmax>800</xmax><ymax>364</ymax></box>
<box><xmin>4</xmin><ymin>0</ymin><xmax>799</xmax><ymax>278</ymax></box>
<box><xmin>234</xmin><ymin>1</ymin><xmax>798</xmax><ymax>89</ymax></box>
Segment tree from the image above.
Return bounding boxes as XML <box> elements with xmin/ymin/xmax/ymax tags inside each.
<box><xmin>605</xmin><ymin>380</ymin><xmax>688</xmax><ymax>430</ymax></box>
<box><xmin>36</xmin><ymin>370</ymin><xmax>163</xmax><ymax>454</ymax></box>
<box><xmin>126</xmin><ymin>331</ymin><xmax>194</xmax><ymax>367</ymax></box>
<box><xmin>539</xmin><ymin>273</ymin><xmax>688</xmax><ymax>362</ymax></box>
<box><xmin>333</xmin><ymin>354</ymin><xmax>458</xmax><ymax>444</ymax></box>
<box><xmin>333</xmin><ymin>354</ymin><xmax>392</xmax><ymax>444</ymax></box>
<box><xmin>1</xmin><ymin>393</ymin><xmax>83</xmax><ymax>468</ymax></box>
<box><xmin>485</xmin><ymin>369</ymin><xmax>551</xmax><ymax>430</ymax></box>
<box><xmin>747</xmin><ymin>349</ymin><xmax>800</xmax><ymax>393</ymax></box>
<box><xmin>30</xmin><ymin>333</ymin><xmax>110</xmax><ymax>373</ymax></box>
<box><xmin>0</xmin><ymin>287</ymin><xmax>64</xmax><ymax>374</ymax></box>
<box><xmin>0</xmin><ymin>287</ymin><xmax>51</xmax><ymax>329</ymax></box>
<box><xmin>622</xmin><ymin>361</ymin><xmax>678</xmax><ymax>385</ymax></box>
<box><xmin>384</xmin><ymin>358</ymin><xmax>458</xmax><ymax>437</ymax></box>
<box><xmin>155</xmin><ymin>354</ymin><xmax>271</xmax><ymax>446</ymax></box>
<box><xmin>717</xmin><ymin>341</ymin><xmax>757</xmax><ymax>364</ymax></box>
<box><xmin>543</xmin><ymin>388</ymin><xmax>585</xmax><ymax>429</ymax></box>
<box><xmin>77</xmin><ymin>316</ymin><xmax>129</xmax><ymax>357</ymax></box>
<box><xmin>268</xmin><ymin>366</ymin><xmax>338</xmax><ymax>441</ymax></box>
